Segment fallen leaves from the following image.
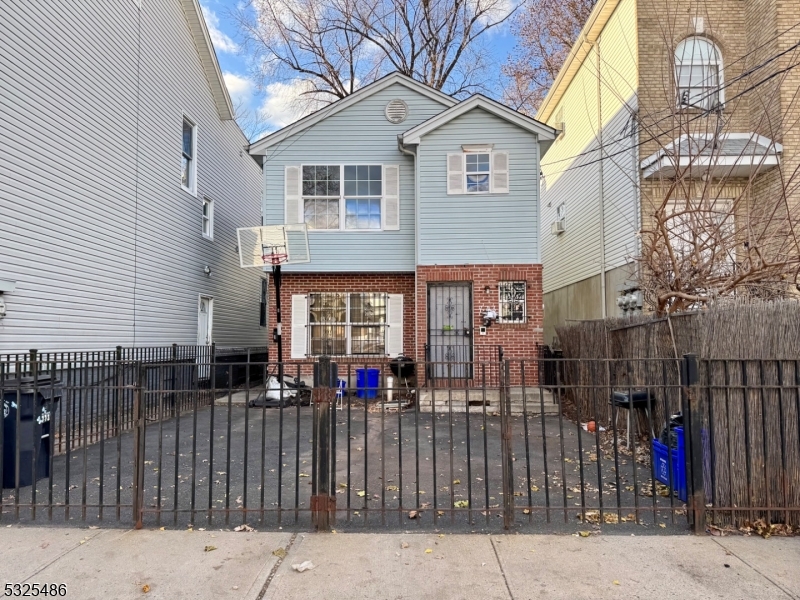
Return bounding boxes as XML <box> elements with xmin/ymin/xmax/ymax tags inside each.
<box><xmin>234</xmin><ymin>524</ymin><xmax>255</xmax><ymax>532</ymax></box>
<box><xmin>142</xmin><ymin>584</ymin><xmax>151</xmax><ymax>593</ymax></box>
<box><xmin>578</xmin><ymin>531</ymin><xmax>591</xmax><ymax>538</ymax></box>
<box><xmin>272</xmin><ymin>548</ymin><xmax>287</xmax><ymax>558</ymax></box>
<box><xmin>454</xmin><ymin>500</ymin><xmax>469</xmax><ymax>508</ymax></box>
<box><xmin>424</xmin><ymin>549</ymin><xmax>432</xmax><ymax>554</ymax></box>
<box><xmin>408</xmin><ymin>510</ymin><xmax>419</xmax><ymax>519</ymax></box>
<box><xmin>204</xmin><ymin>545</ymin><xmax>217</xmax><ymax>552</ymax></box>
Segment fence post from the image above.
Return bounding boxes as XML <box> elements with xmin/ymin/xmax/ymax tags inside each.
<box><xmin>500</xmin><ymin>359</ymin><xmax>515</xmax><ymax>529</ymax></box>
<box><xmin>312</xmin><ymin>356</ymin><xmax>336</xmax><ymax>530</ymax></box>
<box><xmin>681</xmin><ymin>353</ymin><xmax>705</xmax><ymax>534</ymax></box>
<box><xmin>132</xmin><ymin>362</ymin><xmax>146</xmax><ymax>529</ymax></box>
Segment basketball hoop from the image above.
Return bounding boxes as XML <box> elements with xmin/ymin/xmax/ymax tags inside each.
<box><xmin>262</xmin><ymin>253</ymin><xmax>288</xmax><ymax>265</ymax></box>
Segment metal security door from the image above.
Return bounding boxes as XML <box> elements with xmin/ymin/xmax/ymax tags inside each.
<box><xmin>427</xmin><ymin>284</ymin><xmax>472</xmax><ymax>379</ymax></box>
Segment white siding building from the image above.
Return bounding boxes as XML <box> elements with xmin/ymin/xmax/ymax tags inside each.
<box><xmin>0</xmin><ymin>0</ymin><xmax>266</xmax><ymax>353</ymax></box>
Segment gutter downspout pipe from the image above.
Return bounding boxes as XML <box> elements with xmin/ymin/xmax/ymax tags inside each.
<box><xmin>397</xmin><ymin>136</ymin><xmax>419</xmax><ymax>360</ymax></box>
<box><xmin>593</xmin><ymin>38</ymin><xmax>608</xmax><ymax>320</ymax></box>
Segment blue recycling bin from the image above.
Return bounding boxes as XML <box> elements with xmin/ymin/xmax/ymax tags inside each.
<box><xmin>355</xmin><ymin>368</ymin><xmax>380</xmax><ymax>400</ymax></box>
<box><xmin>652</xmin><ymin>426</ymin><xmax>687</xmax><ymax>502</ymax></box>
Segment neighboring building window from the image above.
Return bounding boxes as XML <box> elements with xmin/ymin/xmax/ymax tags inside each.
<box><xmin>308</xmin><ymin>292</ymin><xmax>387</xmax><ymax>355</ymax></box>
<box><xmin>202</xmin><ymin>197</ymin><xmax>213</xmax><ymax>238</ymax></box>
<box><xmin>556</xmin><ymin>202</ymin><xmax>566</xmax><ymax>221</ymax></box>
<box><xmin>498</xmin><ymin>282</ymin><xmax>526</xmax><ymax>323</ymax></box>
<box><xmin>465</xmin><ymin>152</ymin><xmax>491</xmax><ymax>193</ymax></box>
<box><xmin>182</xmin><ymin>117</ymin><xmax>197</xmax><ymax>193</ymax></box>
<box><xmin>675</xmin><ymin>37</ymin><xmax>723</xmax><ymax>109</ymax></box>
<box><xmin>260</xmin><ymin>278</ymin><xmax>267</xmax><ymax>327</ymax></box>
<box><xmin>302</xmin><ymin>165</ymin><xmax>382</xmax><ymax>230</ymax></box>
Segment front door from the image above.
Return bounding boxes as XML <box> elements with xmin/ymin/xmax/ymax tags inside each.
<box><xmin>427</xmin><ymin>283</ymin><xmax>472</xmax><ymax>379</ymax></box>
<box><xmin>197</xmin><ymin>296</ymin><xmax>213</xmax><ymax>345</ymax></box>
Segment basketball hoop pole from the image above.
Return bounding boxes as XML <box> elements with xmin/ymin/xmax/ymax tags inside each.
<box><xmin>272</xmin><ymin>264</ymin><xmax>283</xmax><ymax>364</ymax></box>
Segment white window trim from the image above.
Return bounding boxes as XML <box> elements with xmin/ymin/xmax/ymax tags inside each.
<box><xmin>675</xmin><ymin>36</ymin><xmax>725</xmax><ymax>109</ymax></box>
<box><xmin>497</xmin><ymin>281</ymin><xmax>526</xmax><ymax>324</ymax></box>
<box><xmin>182</xmin><ymin>116</ymin><xmax>198</xmax><ymax>196</ymax></box>
<box><xmin>202</xmin><ymin>196</ymin><xmax>214</xmax><ymax>240</ymax></box>
<box><xmin>307</xmin><ymin>292</ymin><xmax>388</xmax><ymax>356</ymax></box>
<box><xmin>301</xmin><ymin>164</ymin><xmax>385</xmax><ymax>233</ymax></box>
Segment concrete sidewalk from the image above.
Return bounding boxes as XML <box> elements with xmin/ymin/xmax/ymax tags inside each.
<box><xmin>0</xmin><ymin>526</ymin><xmax>797</xmax><ymax>600</ymax></box>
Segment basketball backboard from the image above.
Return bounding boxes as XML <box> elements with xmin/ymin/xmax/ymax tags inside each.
<box><xmin>237</xmin><ymin>224</ymin><xmax>310</xmax><ymax>268</ymax></box>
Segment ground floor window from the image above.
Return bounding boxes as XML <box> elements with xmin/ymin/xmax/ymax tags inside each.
<box><xmin>308</xmin><ymin>292</ymin><xmax>387</xmax><ymax>355</ymax></box>
<box><xmin>498</xmin><ymin>281</ymin><xmax>526</xmax><ymax>323</ymax></box>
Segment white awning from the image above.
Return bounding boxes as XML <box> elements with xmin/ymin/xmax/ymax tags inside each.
<box><xmin>641</xmin><ymin>133</ymin><xmax>782</xmax><ymax>179</ymax></box>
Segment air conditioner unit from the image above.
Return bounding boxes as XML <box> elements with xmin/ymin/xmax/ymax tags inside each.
<box><xmin>550</xmin><ymin>219</ymin><xmax>566</xmax><ymax>235</ymax></box>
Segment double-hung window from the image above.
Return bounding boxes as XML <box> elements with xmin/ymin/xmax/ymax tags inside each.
<box><xmin>308</xmin><ymin>292</ymin><xmax>386</xmax><ymax>355</ymax></box>
<box><xmin>302</xmin><ymin>165</ymin><xmax>381</xmax><ymax>230</ymax></box>
<box><xmin>465</xmin><ymin>153</ymin><xmax>491</xmax><ymax>193</ymax></box>
<box><xmin>498</xmin><ymin>282</ymin><xmax>526</xmax><ymax>323</ymax></box>
<box><xmin>446</xmin><ymin>149</ymin><xmax>509</xmax><ymax>195</ymax></box>
<box><xmin>182</xmin><ymin>117</ymin><xmax>197</xmax><ymax>194</ymax></box>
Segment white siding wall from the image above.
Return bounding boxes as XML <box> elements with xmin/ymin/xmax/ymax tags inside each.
<box><xmin>0</xmin><ymin>0</ymin><xmax>265</xmax><ymax>353</ymax></box>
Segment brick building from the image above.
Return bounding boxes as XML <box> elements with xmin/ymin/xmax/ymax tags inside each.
<box><xmin>535</xmin><ymin>0</ymin><xmax>800</xmax><ymax>342</ymax></box>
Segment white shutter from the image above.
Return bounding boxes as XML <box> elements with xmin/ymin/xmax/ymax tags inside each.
<box><xmin>290</xmin><ymin>294</ymin><xmax>308</xmax><ymax>359</ymax></box>
<box><xmin>285</xmin><ymin>166</ymin><xmax>302</xmax><ymax>224</ymax></box>
<box><xmin>383</xmin><ymin>164</ymin><xmax>400</xmax><ymax>230</ymax></box>
<box><xmin>446</xmin><ymin>153</ymin><xmax>464</xmax><ymax>195</ymax></box>
<box><xmin>491</xmin><ymin>151</ymin><xmax>509</xmax><ymax>193</ymax></box>
<box><xmin>386</xmin><ymin>294</ymin><xmax>404</xmax><ymax>357</ymax></box>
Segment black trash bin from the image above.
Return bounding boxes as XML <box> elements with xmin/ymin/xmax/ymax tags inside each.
<box><xmin>2</xmin><ymin>376</ymin><xmax>61</xmax><ymax>489</ymax></box>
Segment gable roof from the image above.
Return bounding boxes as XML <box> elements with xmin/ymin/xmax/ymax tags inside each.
<box><xmin>248</xmin><ymin>73</ymin><xmax>457</xmax><ymax>154</ymax></box>
<box><xmin>179</xmin><ymin>0</ymin><xmax>235</xmax><ymax>121</ymax></box>
<box><xmin>535</xmin><ymin>0</ymin><xmax>622</xmax><ymax>124</ymax></box>
<box><xmin>401</xmin><ymin>94</ymin><xmax>557</xmax><ymax>145</ymax></box>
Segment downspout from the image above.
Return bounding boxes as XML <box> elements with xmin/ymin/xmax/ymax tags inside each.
<box><xmin>594</xmin><ymin>38</ymin><xmax>607</xmax><ymax>319</ymax></box>
<box><xmin>397</xmin><ymin>136</ymin><xmax>419</xmax><ymax>359</ymax></box>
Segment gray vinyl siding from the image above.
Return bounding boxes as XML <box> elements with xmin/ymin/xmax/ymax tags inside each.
<box><xmin>262</xmin><ymin>82</ymin><xmax>450</xmax><ymax>273</ymax></box>
<box><xmin>416</xmin><ymin>108</ymin><xmax>540</xmax><ymax>265</ymax></box>
<box><xmin>540</xmin><ymin>100</ymin><xmax>638</xmax><ymax>293</ymax></box>
<box><xmin>0</xmin><ymin>0</ymin><xmax>264</xmax><ymax>353</ymax></box>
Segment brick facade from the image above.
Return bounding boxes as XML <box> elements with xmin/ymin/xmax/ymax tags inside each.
<box><xmin>415</xmin><ymin>264</ymin><xmax>544</xmax><ymax>362</ymax></box>
<box><xmin>265</xmin><ymin>265</ymin><xmax>544</xmax><ymax>384</ymax></box>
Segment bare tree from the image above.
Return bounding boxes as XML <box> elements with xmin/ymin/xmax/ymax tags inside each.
<box><xmin>233</xmin><ymin>97</ymin><xmax>272</xmax><ymax>142</ymax></box>
<box><xmin>233</xmin><ymin>0</ymin><xmax>517</xmax><ymax>111</ymax></box>
<box><xmin>633</xmin><ymin>17</ymin><xmax>800</xmax><ymax>314</ymax></box>
<box><xmin>502</xmin><ymin>0</ymin><xmax>596</xmax><ymax>114</ymax></box>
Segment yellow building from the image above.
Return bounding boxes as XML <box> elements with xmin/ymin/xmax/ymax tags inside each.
<box><xmin>537</xmin><ymin>0</ymin><xmax>798</xmax><ymax>343</ymax></box>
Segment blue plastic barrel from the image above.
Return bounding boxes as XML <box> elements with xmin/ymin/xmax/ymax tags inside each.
<box><xmin>356</xmin><ymin>368</ymin><xmax>380</xmax><ymax>399</ymax></box>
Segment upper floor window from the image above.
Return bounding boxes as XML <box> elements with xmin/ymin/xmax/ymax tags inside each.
<box><xmin>202</xmin><ymin>197</ymin><xmax>213</xmax><ymax>239</ymax></box>
<box><xmin>465</xmin><ymin>153</ymin><xmax>491</xmax><ymax>193</ymax></box>
<box><xmin>182</xmin><ymin>117</ymin><xmax>197</xmax><ymax>194</ymax></box>
<box><xmin>446</xmin><ymin>149</ymin><xmax>509</xmax><ymax>195</ymax></box>
<box><xmin>675</xmin><ymin>37</ymin><xmax>723</xmax><ymax>109</ymax></box>
<box><xmin>302</xmin><ymin>165</ymin><xmax>382</xmax><ymax>230</ymax></box>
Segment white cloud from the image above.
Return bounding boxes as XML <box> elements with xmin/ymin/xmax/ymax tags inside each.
<box><xmin>258</xmin><ymin>79</ymin><xmax>324</xmax><ymax>129</ymax></box>
<box><xmin>201</xmin><ymin>5</ymin><xmax>238</xmax><ymax>53</ymax></box>
<box><xmin>223</xmin><ymin>72</ymin><xmax>254</xmax><ymax>106</ymax></box>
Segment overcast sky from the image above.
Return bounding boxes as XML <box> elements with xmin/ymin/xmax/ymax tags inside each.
<box><xmin>200</xmin><ymin>1</ymin><xmax>517</xmax><ymax>136</ymax></box>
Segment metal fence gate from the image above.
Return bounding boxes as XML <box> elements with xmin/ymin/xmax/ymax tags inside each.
<box><xmin>2</xmin><ymin>352</ymin><xmax>799</xmax><ymax>535</ymax></box>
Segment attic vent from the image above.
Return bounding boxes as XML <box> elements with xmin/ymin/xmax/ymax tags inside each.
<box><xmin>385</xmin><ymin>99</ymin><xmax>409</xmax><ymax>124</ymax></box>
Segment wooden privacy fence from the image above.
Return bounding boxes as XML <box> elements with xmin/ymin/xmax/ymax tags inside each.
<box><xmin>553</xmin><ymin>300</ymin><xmax>800</xmax><ymax>530</ymax></box>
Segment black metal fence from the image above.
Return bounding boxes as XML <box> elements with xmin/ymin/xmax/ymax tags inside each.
<box><xmin>1</xmin><ymin>352</ymin><xmax>798</xmax><ymax>535</ymax></box>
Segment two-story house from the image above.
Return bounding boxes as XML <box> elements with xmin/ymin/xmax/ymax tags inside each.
<box><xmin>248</xmin><ymin>73</ymin><xmax>555</xmax><ymax>380</ymax></box>
<box><xmin>536</xmin><ymin>0</ymin><xmax>798</xmax><ymax>343</ymax></box>
<box><xmin>0</xmin><ymin>0</ymin><xmax>266</xmax><ymax>353</ymax></box>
